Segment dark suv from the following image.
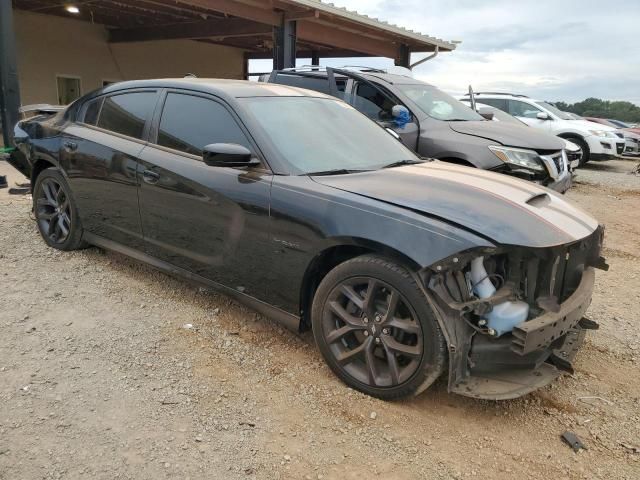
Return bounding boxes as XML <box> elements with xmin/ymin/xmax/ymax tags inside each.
<box><xmin>262</xmin><ymin>67</ymin><xmax>571</xmax><ymax>192</ymax></box>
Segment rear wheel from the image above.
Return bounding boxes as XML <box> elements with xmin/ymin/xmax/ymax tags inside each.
<box><xmin>311</xmin><ymin>255</ymin><xmax>446</xmax><ymax>400</ymax></box>
<box><xmin>33</xmin><ymin>168</ymin><xmax>87</xmax><ymax>251</ymax></box>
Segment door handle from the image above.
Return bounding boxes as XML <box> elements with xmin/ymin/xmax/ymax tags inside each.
<box><xmin>63</xmin><ymin>141</ymin><xmax>78</xmax><ymax>152</ymax></box>
<box><xmin>142</xmin><ymin>170</ymin><xmax>160</xmax><ymax>184</ymax></box>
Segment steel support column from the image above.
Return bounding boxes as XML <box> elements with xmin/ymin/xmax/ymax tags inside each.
<box><xmin>311</xmin><ymin>50</ymin><xmax>320</xmax><ymax>66</ymax></box>
<box><xmin>0</xmin><ymin>2</ymin><xmax>21</xmax><ymax>147</ymax></box>
<box><xmin>395</xmin><ymin>44</ymin><xmax>411</xmax><ymax>68</ymax></box>
<box><xmin>273</xmin><ymin>20</ymin><xmax>297</xmax><ymax>70</ymax></box>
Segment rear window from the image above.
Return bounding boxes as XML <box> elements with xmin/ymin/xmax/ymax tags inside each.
<box><xmin>82</xmin><ymin>98</ymin><xmax>102</xmax><ymax>125</ymax></box>
<box><xmin>477</xmin><ymin>97</ymin><xmax>508</xmax><ymax>111</ymax></box>
<box><xmin>271</xmin><ymin>74</ymin><xmax>346</xmax><ymax>98</ymax></box>
<box><xmin>97</xmin><ymin>92</ymin><xmax>156</xmax><ymax>140</ymax></box>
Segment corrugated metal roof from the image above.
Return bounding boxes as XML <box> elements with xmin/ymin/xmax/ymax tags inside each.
<box><xmin>287</xmin><ymin>0</ymin><xmax>458</xmax><ymax>51</ymax></box>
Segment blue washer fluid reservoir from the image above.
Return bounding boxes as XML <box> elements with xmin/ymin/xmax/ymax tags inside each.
<box><xmin>470</xmin><ymin>257</ymin><xmax>530</xmax><ymax>337</ymax></box>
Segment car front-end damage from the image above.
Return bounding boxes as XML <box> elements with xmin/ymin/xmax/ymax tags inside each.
<box><xmin>420</xmin><ymin>226</ymin><xmax>608</xmax><ymax>400</ymax></box>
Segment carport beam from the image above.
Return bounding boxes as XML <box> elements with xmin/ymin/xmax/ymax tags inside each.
<box><xmin>273</xmin><ymin>20</ymin><xmax>297</xmax><ymax>70</ymax></box>
<box><xmin>0</xmin><ymin>1</ymin><xmax>21</xmax><ymax>147</ymax></box>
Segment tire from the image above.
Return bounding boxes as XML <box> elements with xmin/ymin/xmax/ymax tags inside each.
<box><xmin>311</xmin><ymin>254</ymin><xmax>446</xmax><ymax>400</ymax></box>
<box><xmin>565</xmin><ymin>136</ymin><xmax>590</xmax><ymax>166</ymax></box>
<box><xmin>33</xmin><ymin>167</ymin><xmax>87</xmax><ymax>251</ymax></box>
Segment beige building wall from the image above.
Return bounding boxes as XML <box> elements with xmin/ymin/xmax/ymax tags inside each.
<box><xmin>14</xmin><ymin>10</ymin><xmax>246</xmax><ymax>106</ymax></box>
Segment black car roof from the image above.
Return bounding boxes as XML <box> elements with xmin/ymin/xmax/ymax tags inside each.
<box><xmin>100</xmin><ymin>78</ymin><xmax>332</xmax><ymax>100</ymax></box>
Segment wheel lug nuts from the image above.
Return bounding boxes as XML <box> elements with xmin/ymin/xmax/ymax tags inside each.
<box><xmin>363</xmin><ymin>331</ymin><xmax>369</xmax><ymax>337</ymax></box>
<box><xmin>363</xmin><ymin>317</ymin><xmax>369</xmax><ymax>324</ymax></box>
<box><xmin>375</xmin><ymin>338</ymin><xmax>381</xmax><ymax>344</ymax></box>
<box><xmin>382</xmin><ymin>328</ymin><xmax>389</xmax><ymax>335</ymax></box>
<box><xmin>374</xmin><ymin>314</ymin><xmax>382</xmax><ymax>322</ymax></box>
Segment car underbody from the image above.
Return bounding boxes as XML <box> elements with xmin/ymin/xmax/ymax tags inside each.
<box><xmin>421</xmin><ymin>226</ymin><xmax>607</xmax><ymax>400</ymax></box>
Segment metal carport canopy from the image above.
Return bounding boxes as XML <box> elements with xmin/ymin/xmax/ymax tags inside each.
<box><xmin>2</xmin><ymin>0</ymin><xmax>458</xmax><ymax>145</ymax></box>
<box><xmin>11</xmin><ymin>0</ymin><xmax>456</xmax><ymax>64</ymax></box>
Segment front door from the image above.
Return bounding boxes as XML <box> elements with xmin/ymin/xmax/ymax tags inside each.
<box><xmin>508</xmin><ymin>100</ymin><xmax>551</xmax><ymax>131</ymax></box>
<box><xmin>61</xmin><ymin>90</ymin><xmax>158</xmax><ymax>250</ymax></box>
<box><xmin>350</xmin><ymin>81</ymin><xmax>420</xmax><ymax>151</ymax></box>
<box><xmin>137</xmin><ymin>91</ymin><xmax>273</xmax><ymax>301</ymax></box>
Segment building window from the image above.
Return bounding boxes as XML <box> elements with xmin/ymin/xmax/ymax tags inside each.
<box><xmin>56</xmin><ymin>76</ymin><xmax>82</xmax><ymax>105</ymax></box>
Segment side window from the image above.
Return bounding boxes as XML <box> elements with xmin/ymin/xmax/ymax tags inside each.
<box><xmin>478</xmin><ymin>98</ymin><xmax>508</xmax><ymax>112</ymax></box>
<box><xmin>82</xmin><ymin>97</ymin><xmax>102</xmax><ymax>125</ymax></box>
<box><xmin>508</xmin><ymin>100</ymin><xmax>542</xmax><ymax>119</ymax></box>
<box><xmin>352</xmin><ymin>82</ymin><xmax>397</xmax><ymax>120</ymax></box>
<box><xmin>157</xmin><ymin>93</ymin><xmax>251</xmax><ymax>157</ymax></box>
<box><xmin>97</xmin><ymin>92</ymin><xmax>157</xmax><ymax>140</ymax></box>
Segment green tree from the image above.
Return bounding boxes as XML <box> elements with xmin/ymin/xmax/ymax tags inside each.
<box><xmin>554</xmin><ymin>98</ymin><xmax>640</xmax><ymax>123</ymax></box>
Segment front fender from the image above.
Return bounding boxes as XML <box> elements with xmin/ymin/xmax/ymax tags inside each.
<box><xmin>268</xmin><ymin>176</ymin><xmax>495</xmax><ymax>315</ymax></box>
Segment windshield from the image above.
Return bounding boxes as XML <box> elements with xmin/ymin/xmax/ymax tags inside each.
<box><xmin>398</xmin><ymin>84</ymin><xmax>483</xmax><ymax>121</ymax></box>
<box><xmin>537</xmin><ymin>101</ymin><xmax>574</xmax><ymax>120</ymax></box>
<box><xmin>241</xmin><ymin>97</ymin><xmax>419</xmax><ymax>174</ymax></box>
<box><xmin>608</xmin><ymin>119</ymin><xmax>630</xmax><ymax>128</ymax></box>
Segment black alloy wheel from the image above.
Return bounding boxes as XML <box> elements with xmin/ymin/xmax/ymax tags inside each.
<box><xmin>36</xmin><ymin>177</ymin><xmax>72</xmax><ymax>245</ymax></box>
<box><xmin>322</xmin><ymin>277</ymin><xmax>423</xmax><ymax>387</ymax></box>
<box><xmin>312</xmin><ymin>255</ymin><xmax>446</xmax><ymax>400</ymax></box>
<box><xmin>33</xmin><ymin>168</ymin><xmax>87</xmax><ymax>251</ymax></box>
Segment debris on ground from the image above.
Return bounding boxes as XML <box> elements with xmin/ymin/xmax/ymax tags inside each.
<box><xmin>561</xmin><ymin>431</ymin><xmax>586</xmax><ymax>452</ymax></box>
<box><xmin>1</xmin><ymin>159</ymin><xmax>639</xmax><ymax>479</ymax></box>
<box><xmin>620</xmin><ymin>443</ymin><xmax>640</xmax><ymax>454</ymax></box>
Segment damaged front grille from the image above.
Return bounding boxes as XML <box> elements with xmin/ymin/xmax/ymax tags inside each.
<box><xmin>521</xmin><ymin>226</ymin><xmax>604</xmax><ymax>310</ymax></box>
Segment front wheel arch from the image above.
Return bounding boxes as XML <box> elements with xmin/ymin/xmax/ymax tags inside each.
<box><xmin>299</xmin><ymin>241</ymin><xmax>421</xmax><ymax>331</ymax></box>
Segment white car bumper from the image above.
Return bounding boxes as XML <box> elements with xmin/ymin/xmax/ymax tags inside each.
<box><xmin>585</xmin><ymin>135</ymin><xmax>625</xmax><ymax>159</ymax></box>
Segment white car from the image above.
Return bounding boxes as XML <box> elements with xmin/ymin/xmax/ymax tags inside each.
<box><xmin>460</xmin><ymin>93</ymin><xmax>625</xmax><ymax>165</ymax></box>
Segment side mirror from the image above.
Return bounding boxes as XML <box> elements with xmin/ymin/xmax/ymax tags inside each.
<box><xmin>478</xmin><ymin>108</ymin><xmax>494</xmax><ymax>121</ymax></box>
<box><xmin>202</xmin><ymin>143</ymin><xmax>260</xmax><ymax>168</ymax></box>
<box><xmin>391</xmin><ymin>105</ymin><xmax>410</xmax><ymax>119</ymax></box>
<box><xmin>536</xmin><ymin>112</ymin><xmax>550</xmax><ymax>120</ymax></box>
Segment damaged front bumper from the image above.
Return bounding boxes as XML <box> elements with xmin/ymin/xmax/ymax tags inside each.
<box><xmin>452</xmin><ymin>269</ymin><xmax>594</xmax><ymax>400</ymax></box>
<box><xmin>422</xmin><ymin>227</ymin><xmax>606</xmax><ymax>400</ymax></box>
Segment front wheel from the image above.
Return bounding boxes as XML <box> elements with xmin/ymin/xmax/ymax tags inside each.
<box><xmin>33</xmin><ymin>168</ymin><xmax>87</xmax><ymax>251</ymax></box>
<box><xmin>311</xmin><ymin>255</ymin><xmax>446</xmax><ymax>400</ymax></box>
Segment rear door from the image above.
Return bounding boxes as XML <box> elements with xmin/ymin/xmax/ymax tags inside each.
<box><xmin>136</xmin><ymin>90</ymin><xmax>273</xmax><ymax>301</ymax></box>
<box><xmin>61</xmin><ymin>90</ymin><xmax>158</xmax><ymax>250</ymax></box>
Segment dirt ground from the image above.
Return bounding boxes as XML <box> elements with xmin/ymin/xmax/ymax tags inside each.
<box><xmin>1</xmin><ymin>157</ymin><xmax>639</xmax><ymax>480</ymax></box>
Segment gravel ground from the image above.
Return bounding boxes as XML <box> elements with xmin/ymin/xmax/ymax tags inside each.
<box><xmin>1</xmin><ymin>158</ymin><xmax>639</xmax><ymax>480</ymax></box>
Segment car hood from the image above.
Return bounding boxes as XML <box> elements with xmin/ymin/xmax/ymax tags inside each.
<box><xmin>448</xmin><ymin>121</ymin><xmax>564</xmax><ymax>151</ymax></box>
<box><xmin>570</xmin><ymin>119</ymin><xmax>617</xmax><ymax>132</ymax></box>
<box><xmin>312</xmin><ymin>162</ymin><xmax>598</xmax><ymax>248</ymax></box>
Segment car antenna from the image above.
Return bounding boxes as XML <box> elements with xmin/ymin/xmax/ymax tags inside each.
<box><xmin>468</xmin><ymin>85</ymin><xmax>477</xmax><ymax>112</ymax></box>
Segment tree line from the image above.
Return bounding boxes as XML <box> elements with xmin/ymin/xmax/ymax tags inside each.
<box><xmin>554</xmin><ymin>98</ymin><xmax>640</xmax><ymax>123</ymax></box>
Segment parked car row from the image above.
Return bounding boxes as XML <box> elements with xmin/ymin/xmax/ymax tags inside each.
<box><xmin>458</xmin><ymin>93</ymin><xmax>626</xmax><ymax>164</ymax></box>
<box><xmin>468</xmin><ymin>103</ymin><xmax>583</xmax><ymax>171</ymax></box>
<box><xmin>262</xmin><ymin>67</ymin><xmax>573</xmax><ymax>192</ymax></box>
<box><xmin>6</xmin><ymin>76</ymin><xmax>607</xmax><ymax>401</ymax></box>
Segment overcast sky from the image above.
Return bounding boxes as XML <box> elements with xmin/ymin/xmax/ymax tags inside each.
<box><xmin>252</xmin><ymin>0</ymin><xmax>640</xmax><ymax>104</ymax></box>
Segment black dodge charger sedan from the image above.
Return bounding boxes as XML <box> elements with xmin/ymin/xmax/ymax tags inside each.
<box><xmin>8</xmin><ymin>79</ymin><xmax>606</xmax><ymax>400</ymax></box>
